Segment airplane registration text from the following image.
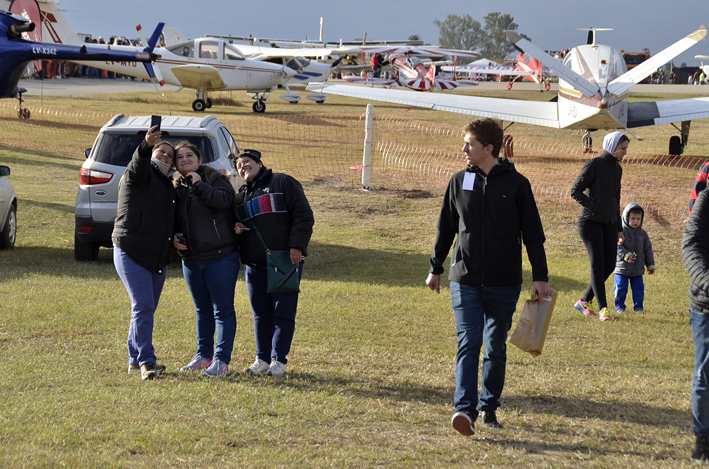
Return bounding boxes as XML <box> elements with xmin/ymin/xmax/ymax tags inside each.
<box><xmin>32</xmin><ymin>46</ymin><xmax>56</xmax><ymax>55</ymax></box>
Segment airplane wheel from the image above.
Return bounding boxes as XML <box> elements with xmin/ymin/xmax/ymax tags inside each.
<box><xmin>252</xmin><ymin>101</ymin><xmax>266</xmax><ymax>113</ymax></box>
<box><xmin>545</xmin><ymin>82</ymin><xmax>551</xmax><ymax>91</ymax></box>
<box><xmin>669</xmin><ymin>136</ymin><xmax>683</xmax><ymax>155</ymax></box>
<box><xmin>206</xmin><ymin>98</ymin><xmax>213</xmax><ymax>109</ymax></box>
<box><xmin>506</xmin><ymin>82</ymin><xmax>512</xmax><ymax>90</ymax></box>
<box><xmin>192</xmin><ymin>99</ymin><xmax>206</xmax><ymax>112</ymax></box>
<box><xmin>289</xmin><ymin>101</ymin><xmax>298</xmax><ymax>105</ymax></box>
<box><xmin>17</xmin><ymin>110</ymin><xmax>22</xmax><ymax>119</ymax></box>
<box><xmin>24</xmin><ymin>109</ymin><xmax>30</xmax><ymax>119</ymax></box>
<box><xmin>316</xmin><ymin>100</ymin><xmax>324</xmax><ymax>104</ymax></box>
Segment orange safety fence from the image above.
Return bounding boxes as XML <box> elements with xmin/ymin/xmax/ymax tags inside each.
<box><xmin>0</xmin><ymin>102</ymin><xmax>704</xmax><ymax>226</ymax></box>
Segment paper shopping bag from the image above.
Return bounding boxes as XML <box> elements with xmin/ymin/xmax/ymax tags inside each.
<box><xmin>510</xmin><ymin>289</ymin><xmax>558</xmax><ymax>358</ymax></box>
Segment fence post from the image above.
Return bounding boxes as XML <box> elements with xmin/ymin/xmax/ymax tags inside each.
<box><xmin>362</xmin><ymin>104</ymin><xmax>373</xmax><ymax>190</ymax></box>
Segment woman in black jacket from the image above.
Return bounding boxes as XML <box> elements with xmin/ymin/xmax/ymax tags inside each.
<box><xmin>112</xmin><ymin>126</ymin><xmax>175</xmax><ymax>380</ymax></box>
<box><xmin>233</xmin><ymin>150</ymin><xmax>314</xmax><ymax>378</ymax></box>
<box><xmin>570</xmin><ymin>131</ymin><xmax>629</xmax><ymax>322</ymax></box>
<box><xmin>172</xmin><ymin>142</ymin><xmax>240</xmax><ymax>378</ymax></box>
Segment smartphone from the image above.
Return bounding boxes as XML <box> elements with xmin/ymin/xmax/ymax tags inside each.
<box><xmin>150</xmin><ymin>115</ymin><xmax>161</xmax><ymax>132</ymax></box>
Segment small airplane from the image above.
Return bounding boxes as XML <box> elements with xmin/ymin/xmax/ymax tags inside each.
<box><xmin>0</xmin><ymin>10</ymin><xmax>162</xmax><ymax>118</ymax></box>
<box><xmin>441</xmin><ymin>56</ymin><xmax>552</xmax><ymax>90</ymax></box>
<box><xmin>309</xmin><ymin>24</ymin><xmax>709</xmax><ymax>155</ymax></box>
<box><xmin>341</xmin><ymin>46</ymin><xmax>482</xmax><ymax>91</ymax></box>
<box><xmin>36</xmin><ymin>0</ymin><xmax>296</xmax><ymax>113</ymax></box>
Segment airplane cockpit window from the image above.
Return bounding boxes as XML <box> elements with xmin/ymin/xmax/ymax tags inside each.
<box><xmin>405</xmin><ymin>56</ymin><xmax>423</xmax><ymax>69</ymax></box>
<box><xmin>224</xmin><ymin>43</ymin><xmax>245</xmax><ymax>60</ymax></box>
<box><xmin>199</xmin><ymin>41</ymin><xmax>220</xmax><ymax>60</ymax></box>
<box><xmin>286</xmin><ymin>58</ymin><xmax>300</xmax><ymax>70</ymax></box>
<box><xmin>166</xmin><ymin>41</ymin><xmax>194</xmax><ymax>58</ymax></box>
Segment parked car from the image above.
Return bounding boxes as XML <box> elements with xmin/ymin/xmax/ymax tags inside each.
<box><xmin>0</xmin><ymin>165</ymin><xmax>17</xmax><ymax>250</ymax></box>
<box><xmin>75</xmin><ymin>114</ymin><xmax>240</xmax><ymax>261</ymax></box>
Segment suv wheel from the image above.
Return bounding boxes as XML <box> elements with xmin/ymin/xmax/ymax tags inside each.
<box><xmin>0</xmin><ymin>205</ymin><xmax>16</xmax><ymax>249</ymax></box>
<box><xmin>74</xmin><ymin>233</ymin><xmax>100</xmax><ymax>261</ymax></box>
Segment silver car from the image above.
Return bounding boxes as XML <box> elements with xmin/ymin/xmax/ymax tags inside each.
<box><xmin>75</xmin><ymin>114</ymin><xmax>240</xmax><ymax>261</ymax></box>
<box><xmin>0</xmin><ymin>165</ymin><xmax>17</xmax><ymax>250</ymax></box>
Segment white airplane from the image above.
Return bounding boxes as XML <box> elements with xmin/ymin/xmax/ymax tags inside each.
<box><xmin>36</xmin><ymin>0</ymin><xmax>296</xmax><ymax>113</ymax></box>
<box><xmin>309</xmin><ymin>25</ymin><xmax>709</xmax><ymax>155</ymax></box>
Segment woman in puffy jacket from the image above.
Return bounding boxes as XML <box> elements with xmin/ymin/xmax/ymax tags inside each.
<box><xmin>570</xmin><ymin>131</ymin><xmax>629</xmax><ymax>322</ymax></box>
<box><xmin>172</xmin><ymin>142</ymin><xmax>240</xmax><ymax>378</ymax></box>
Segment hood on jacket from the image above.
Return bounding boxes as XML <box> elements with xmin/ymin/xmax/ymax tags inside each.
<box><xmin>172</xmin><ymin>164</ymin><xmax>222</xmax><ymax>188</ymax></box>
<box><xmin>465</xmin><ymin>157</ymin><xmax>515</xmax><ymax>176</ymax></box>
<box><xmin>622</xmin><ymin>202</ymin><xmax>645</xmax><ymax>229</ymax></box>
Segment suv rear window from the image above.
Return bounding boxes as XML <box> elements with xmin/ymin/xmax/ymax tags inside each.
<box><xmin>93</xmin><ymin>134</ymin><xmax>216</xmax><ymax>166</ymax></box>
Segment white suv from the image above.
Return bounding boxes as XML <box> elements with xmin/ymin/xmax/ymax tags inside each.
<box><xmin>75</xmin><ymin>114</ymin><xmax>240</xmax><ymax>261</ymax></box>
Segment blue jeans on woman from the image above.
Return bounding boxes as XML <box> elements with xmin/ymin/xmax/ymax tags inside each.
<box><xmin>691</xmin><ymin>308</ymin><xmax>709</xmax><ymax>437</ymax></box>
<box><xmin>450</xmin><ymin>282</ymin><xmax>522</xmax><ymax>420</ymax></box>
<box><xmin>182</xmin><ymin>253</ymin><xmax>240</xmax><ymax>364</ymax></box>
<box><xmin>245</xmin><ymin>263</ymin><xmax>303</xmax><ymax>365</ymax></box>
<box><xmin>114</xmin><ymin>246</ymin><xmax>167</xmax><ymax>367</ymax></box>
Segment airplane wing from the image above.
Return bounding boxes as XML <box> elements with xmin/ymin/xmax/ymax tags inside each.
<box><xmin>306</xmin><ymin>83</ymin><xmax>560</xmax><ymax>127</ymax></box>
<box><xmin>169</xmin><ymin>65</ymin><xmax>226</xmax><ymax>90</ymax></box>
<box><xmin>506</xmin><ymin>29</ymin><xmax>599</xmax><ymax>97</ymax></box>
<box><xmin>342</xmin><ymin>76</ymin><xmax>397</xmax><ymax>86</ymax></box>
<box><xmin>247</xmin><ymin>47</ymin><xmax>348</xmax><ymax>59</ymax></box>
<box><xmin>346</xmin><ymin>45</ymin><xmax>481</xmax><ymax>58</ymax></box>
<box><xmin>443</xmin><ymin>65</ymin><xmax>533</xmax><ymax>76</ymax></box>
<box><xmin>627</xmin><ymin>97</ymin><xmax>709</xmax><ymax>128</ymax></box>
<box><xmin>608</xmin><ymin>26</ymin><xmax>707</xmax><ymax>96</ymax></box>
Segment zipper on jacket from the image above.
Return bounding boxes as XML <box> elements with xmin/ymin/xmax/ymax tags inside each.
<box><xmin>481</xmin><ymin>174</ymin><xmax>487</xmax><ymax>287</ymax></box>
<box><xmin>213</xmin><ymin>219</ymin><xmax>222</xmax><ymax>242</ymax></box>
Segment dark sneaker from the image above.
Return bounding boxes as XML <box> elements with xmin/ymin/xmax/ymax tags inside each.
<box><xmin>129</xmin><ymin>363</ymin><xmax>165</xmax><ymax>375</ymax></box>
<box><xmin>451</xmin><ymin>410</ymin><xmax>475</xmax><ymax>436</ymax></box>
<box><xmin>481</xmin><ymin>410</ymin><xmax>502</xmax><ymax>429</ymax></box>
<box><xmin>692</xmin><ymin>435</ymin><xmax>709</xmax><ymax>462</ymax></box>
<box><xmin>140</xmin><ymin>363</ymin><xmax>158</xmax><ymax>380</ymax></box>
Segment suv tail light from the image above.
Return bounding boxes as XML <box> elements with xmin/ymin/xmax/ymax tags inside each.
<box><xmin>80</xmin><ymin>168</ymin><xmax>113</xmax><ymax>185</ymax></box>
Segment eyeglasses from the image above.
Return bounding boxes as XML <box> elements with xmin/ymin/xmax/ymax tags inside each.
<box><xmin>239</xmin><ymin>149</ymin><xmax>261</xmax><ymax>160</ymax></box>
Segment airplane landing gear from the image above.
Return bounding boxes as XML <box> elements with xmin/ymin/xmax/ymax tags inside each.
<box><xmin>252</xmin><ymin>100</ymin><xmax>266</xmax><ymax>113</ymax></box>
<box><xmin>206</xmin><ymin>98</ymin><xmax>213</xmax><ymax>109</ymax></box>
<box><xmin>192</xmin><ymin>99</ymin><xmax>206</xmax><ymax>112</ymax></box>
<box><xmin>16</xmin><ymin>88</ymin><xmax>29</xmax><ymax>119</ymax></box>
<box><xmin>669</xmin><ymin>120</ymin><xmax>691</xmax><ymax>155</ymax></box>
<box><xmin>582</xmin><ymin>130</ymin><xmax>594</xmax><ymax>153</ymax></box>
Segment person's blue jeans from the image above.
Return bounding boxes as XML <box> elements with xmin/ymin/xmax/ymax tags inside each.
<box><xmin>450</xmin><ymin>282</ymin><xmax>522</xmax><ymax>419</ymax></box>
<box><xmin>182</xmin><ymin>253</ymin><xmax>240</xmax><ymax>364</ymax></box>
<box><xmin>245</xmin><ymin>263</ymin><xmax>303</xmax><ymax>365</ymax></box>
<box><xmin>692</xmin><ymin>308</ymin><xmax>709</xmax><ymax>437</ymax></box>
<box><xmin>614</xmin><ymin>274</ymin><xmax>645</xmax><ymax>311</ymax></box>
<box><xmin>114</xmin><ymin>246</ymin><xmax>167</xmax><ymax>366</ymax></box>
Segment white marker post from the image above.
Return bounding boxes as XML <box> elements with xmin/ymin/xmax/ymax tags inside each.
<box><xmin>361</xmin><ymin>104</ymin><xmax>373</xmax><ymax>190</ymax></box>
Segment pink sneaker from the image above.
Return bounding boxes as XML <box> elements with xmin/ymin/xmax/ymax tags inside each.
<box><xmin>574</xmin><ymin>299</ymin><xmax>596</xmax><ymax>317</ymax></box>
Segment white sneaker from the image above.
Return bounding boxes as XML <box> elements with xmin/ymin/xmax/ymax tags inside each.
<box><xmin>267</xmin><ymin>359</ymin><xmax>286</xmax><ymax>377</ymax></box>
<box><xmin>245</xmin><ymin>357</ymin><xmax>270</xmax><ymax>376</ymax></box>
<box><xmin>202</xmin><ymin>359</ymin><xmax>229</xmax><ymax>377</ymax></box>
<box><xmin>179</xmin><ymin>355</ymin><xmax>212</xmax><ymax>372</ymax></box>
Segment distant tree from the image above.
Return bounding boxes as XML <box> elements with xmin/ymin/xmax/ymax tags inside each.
<box><xmin>408</xmin><ymin>34</ymin><xmax>421</xmax><ymax>42</ymax></box>
<box><xmin>433</xmin><ymin>14</ymin><xmax>483</xmax><ymax>52</ymax></box>
<box><xmin>480</xmin><ymin>12</ymin><xmax>529</xmax><ymax>61</ymax></box>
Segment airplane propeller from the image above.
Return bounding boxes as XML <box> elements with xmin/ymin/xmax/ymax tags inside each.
<box><xmin>136</xmin><ymin>23</ymin><xmax>165</xmax><ymax>94</ymax></box>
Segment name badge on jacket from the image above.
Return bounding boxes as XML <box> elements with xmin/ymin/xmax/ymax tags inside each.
<box><xmin>463</xmin><ymin>172</ymin><xmax>476</xmax><ymax>191</ymax></box>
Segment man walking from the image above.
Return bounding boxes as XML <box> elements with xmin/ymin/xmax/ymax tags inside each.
<box><xmin>426</xmin><ymin>118</ymin><xmax>550</xmax><ymax>436</ymax></box>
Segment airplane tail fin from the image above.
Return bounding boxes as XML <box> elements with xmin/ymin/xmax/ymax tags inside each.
<box><xmin>608</xmin><ymin>25</ymin><xmax>707</xmax><ymax>96</ymax></box>
<box><xmin>35</xmin><ymin>0</ymin><xmax>80</xmax><ymax>44</ymax></box>
<box><xmin>426</xmin><ymin>62</ymin><xmax>436</xmax><ymax>84</ymax></box>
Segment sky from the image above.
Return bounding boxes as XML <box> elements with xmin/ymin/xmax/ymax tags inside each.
<box><xmin>4</xmin><ymin>0</ymin><xmax>709</xmax><ymax>66</ymax></box>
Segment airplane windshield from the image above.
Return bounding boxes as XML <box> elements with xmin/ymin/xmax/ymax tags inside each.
<box><xmin>167</xmin><ymin>41</ymin><xmax>194</xmax><ymax>58</ymax></box>
<box><xmin>224</xmin><ymin>43</ymin><xmax>245</xmax><ymax>60</ymax></box>
<box><xmin>405</xmin><ymin>56</ymin><xmax>423</xmax><ymax>69</ymax></box>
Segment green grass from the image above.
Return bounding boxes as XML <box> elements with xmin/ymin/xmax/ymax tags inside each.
<box><xmin>0</xmin><ymin>90</ymin><xmax>703</xmax><ymax>467</ymax></box>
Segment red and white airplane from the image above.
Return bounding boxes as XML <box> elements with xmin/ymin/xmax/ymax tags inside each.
<box><xmin>310</xmin><ymin>25</ymin><xmax>709</xmax><ymax>154</ymax></box>
<box><xmin>342</xmin><ymin>46</ymin><xmax>481</xmax><ymax>91</ymax></box>
<box><xmin>441</xmin><ymin>55</ymin><xmax>552</xmax><ymax>90</ymax></box>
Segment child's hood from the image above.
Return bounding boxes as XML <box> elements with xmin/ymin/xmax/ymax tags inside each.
<box><xmin>622</xmin><ymin>202</ymin><xmax>644</xmax><ymax>229</ymax></box>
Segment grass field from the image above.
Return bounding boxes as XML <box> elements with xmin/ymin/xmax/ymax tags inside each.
<box><xmin>0</xmin><ymin>86</ymin><xmax>704</xmax><ymax>467</ymax></box>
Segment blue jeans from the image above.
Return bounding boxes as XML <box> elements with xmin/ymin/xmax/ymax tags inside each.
<box><xmin>114</xmin><ymin>247</ymin><xmax>166</xmax><ymax>366</ymax></box>
<box><xmin>692</xmin><ymin>308</ymin><xmax>709</xmax><ymax>437</ymax></box>
<box><xmin>245</xmin><ymin>263</ymin><xmax>303</xmax><ymax>365</ymax></box>
<box><xmin>182</xmin><ymin>253</ymin><xmax>240</xmax><ymax>364</ymax></box>
<box><xmin>450</xmin><ymin>282</ymin><xmax>522</xmax><ymax>419</ymax></box>
<box><xmin>614</xmin><ymin>274</ymin><xmax>645</xmax><ymax>311</ymax></box>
